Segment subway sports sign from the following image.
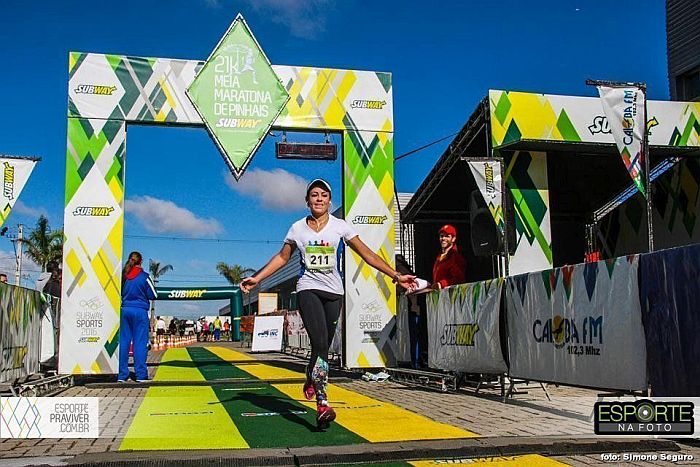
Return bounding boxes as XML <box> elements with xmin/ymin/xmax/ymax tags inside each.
<box><xmin>187</xmin><ymin>14</ymin><xmax>289</xmax><ymax>180</ymax></box>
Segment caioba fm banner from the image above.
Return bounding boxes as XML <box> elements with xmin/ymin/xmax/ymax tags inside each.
<box><xmin>427</xmin><ymin>279</ymin><xmax>507</xmax><ymax>373</ymax></box>
<box><xmin>0</xmin><ymin>157</ymin><xmax>38</xmax><ymax>228</ymax></box>
<box><xmin>597</xmin><ymin>86</ymin><xmax>647</xmax><ymax>196</ymax></box>
<box><xmin>506</xmin><ymin>256</ymin><xmax>647</xmax><ymax>391</ymax></box>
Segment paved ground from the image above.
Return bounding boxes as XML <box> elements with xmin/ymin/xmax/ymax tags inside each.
<box><xmin>0</xmin><ymin>341</ymin><xmax>697</xmax><ymax>466</ymax></box>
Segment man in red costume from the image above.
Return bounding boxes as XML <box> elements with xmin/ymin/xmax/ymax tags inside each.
<box><xmin>432</xmin><ymin>224</ymin><xmax>466</xmax><ymax>289</ymax></box>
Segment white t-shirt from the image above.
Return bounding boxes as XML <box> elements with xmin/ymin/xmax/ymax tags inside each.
<box><xmin>284</xmin><ymin>215</ymin><xmax>358</xmax><ymax>295</ymax></box>
<box><xmin>157</xmin><ymin>319</ymin><xmax>166</xmax><ymax>330</ymax></box>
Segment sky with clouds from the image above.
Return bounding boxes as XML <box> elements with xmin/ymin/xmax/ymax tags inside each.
<box><xmin>0</xmin><ymin>0</ymin><xmax>668</xmax><ymax>317</ymax></box>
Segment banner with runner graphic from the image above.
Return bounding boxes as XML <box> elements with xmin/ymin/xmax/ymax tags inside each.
<box><xmin>186</xmin><ymin>15</ymin><xmax>289</xmax><ymax>180</ymax></box>
<box><xmin>597</xmin><ymin>86</ymin><xmax>647</xmax><ymax>196</ymax></box>
<box><xmin>426</xmin><ymin>279</ymin><xmax>506</xmax><ymax>373</ymax></box>
<box><xmin>0</xmin><ymin>157</ymin><xmax>38</xmax><ymax>228</ymax></box>
<box><xmin>505</xmin><ymin>255</ymin><xmax>647</xmax><ymax>390</ymax></box>
<box><xmin>467</xmin><ymin>160</ymin><xmax>504</xmax><ymax>233</ymax></box>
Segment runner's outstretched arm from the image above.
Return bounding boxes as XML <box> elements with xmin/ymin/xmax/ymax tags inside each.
<box><xmin>346</xmin><ymin>237</ymin><xmax>416</xmax><ymax>291</ymax></box>
<box><xmin>240</xmin><ymin>242</ymin><xmax>296</xmax><ymax>293</ymax></box>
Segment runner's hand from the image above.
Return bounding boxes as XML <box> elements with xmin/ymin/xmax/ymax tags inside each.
<box><xmin>240</xmin><ymin>277</ymin><xmax>258</xmax><ymax>294</ymax></box>
<box><xmin>396</xmin><ymin>274</ymin><xmax>417</xmax><ymax>292</ymax></box>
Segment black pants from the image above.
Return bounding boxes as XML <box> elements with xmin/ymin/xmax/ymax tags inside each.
<box><xmin>298</xmin><ymin>289</ymin><xmax>342</xmax><ymax>378</ymax></box>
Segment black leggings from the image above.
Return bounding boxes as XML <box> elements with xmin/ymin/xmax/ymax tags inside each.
<box><xmin>298</xmin><ymin>289</ymin><xmax>342</xmax><ymax>378</ymax></box>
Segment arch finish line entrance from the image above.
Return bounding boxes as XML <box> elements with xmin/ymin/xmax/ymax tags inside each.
<box><xmin>155</xmin><ymin>286</ymin><xmax>244</xmax><ymax>341</ymax></box>
<box><xmin>59</xmin><ymin>14</ymin><xmax>396</xmax><ymax>375</ymax></box>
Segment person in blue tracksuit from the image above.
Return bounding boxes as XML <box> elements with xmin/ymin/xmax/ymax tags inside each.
<box><xmin>118</xmin><ymin>251</ymin><xmax>157</xmax><ymax>382</ymax></box>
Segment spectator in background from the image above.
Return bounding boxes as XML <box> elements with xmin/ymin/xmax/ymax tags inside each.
<box><xmin>202</xmin><ymin>320</ymin><xmax>210</xmax><ymax>341</ymax></box>
<box><xmin>37</xmin><ymin>261</ymin><xmax>62</xmax><ymax>298</ymax></box>
<box><xmin>156</xmin><ymin>316</ymin><xmax>166</xmax><ymax>345</ymax></box>
<box><xmin>432</xmin><ymin>225</ymin><xmax>466</xmax><ymax>290</ymax></box>
<box><xmin>213</xmin><ymin>316</ymin><xmax>222</xmax><ymax>342</ymax></box>
<box><xmin>195</xmin><ymin>319</ymin><xmax>203</xmax><ymax>341</ymax></box>
<box><xmin>178</xmin><ymin>319</ymin><xmax>186</xmax><ymax>338</ymax></box>
<box><xmin>223</xmin><ymin>319</ymin><xmax>231</xmax><ymax>341</ymax></box>
<box><xmin>0</xmin><ymin>273</ymin><xmax>7</xmax><ymax>283</ymax></box>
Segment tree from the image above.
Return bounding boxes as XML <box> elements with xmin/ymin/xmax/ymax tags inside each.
<box><xmin>216</xmin><ymin>262</ymin><xmax>254</xmax><ymax>285</ymax></box>
<box><xmin>148</xmin><ymin>260</ymin><xmax>173</xmax><ymax>282</ymax></box>
<box><xmin>148</xmin><ymin>260</ymin><xmax>173</xmax><ymax>326</ymax></box>
<box><xmin>24</xmin><ymin>215</ymin><xmax>63</xmax><ymax>272</ymax></box>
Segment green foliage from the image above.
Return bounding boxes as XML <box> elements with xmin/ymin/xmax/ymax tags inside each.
<box><xmin>24</xmin><ymin>216</ymin><xmax>63</xmax><ymax>271</ymax></box>
<box><xmin>148</xmin><ymin>260</ymin><xmax>173</xmax><ymax>281</ymax></box>
<box><xmin>216</xmin><ymin>262</ymin><xmax>254</xmax><ymax>285</ymax></box>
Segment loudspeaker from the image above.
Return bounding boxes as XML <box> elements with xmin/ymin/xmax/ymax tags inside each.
<box><xmin>503</xmin><ymin>187</ymin><xmax>517</xmax><ymax>255</ymax></box>
<box><xmin>469</xmin><ymin>190</ymin><xmax>501</xmax><ymax>256</ymax></box>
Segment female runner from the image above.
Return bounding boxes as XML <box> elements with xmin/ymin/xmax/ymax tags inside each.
<box><xmin>240</xmin><ymin>179</ymin><xmax>415</xmax><ymax>428</ymax></box>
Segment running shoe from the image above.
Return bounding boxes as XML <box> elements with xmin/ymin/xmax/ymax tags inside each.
<box><xmin>303</xmin><ymin>380</ymin><xmax>315</xmax><ymax>400</ymax></box>
<box><xmin>316</xmin><ymin>403</ymin><xmax>336</xmax><ymax>430</ymax></box>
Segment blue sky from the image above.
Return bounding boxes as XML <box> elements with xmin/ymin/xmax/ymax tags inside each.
<box><xmin>0</xmin><ymin>0</ymin><xmax>669</xmax><ymax>317</ymax></box>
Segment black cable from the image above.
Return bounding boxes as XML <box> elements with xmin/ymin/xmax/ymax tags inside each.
<box><xmin>394</xmin><ymin>132</ymin><xmax>458</xmax><ymax>162</ymax></box>
<box><xmin>124</xmin><ymin>234</ymin><xmax>279</xmax><ymax>244</ymax></box>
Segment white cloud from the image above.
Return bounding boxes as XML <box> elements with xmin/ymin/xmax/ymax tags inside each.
<box><xmin>225</xmin><ymin>168</ymin><xmax>308</xmax><ymax>211</ymax></box>
<box><xmin>0</xmin><ymin>247</ymin><xmax>42</xmax><ymax>288</ymax></box>
<box><xmin>187</xmin><ymin>259</ymin><xmax>211</xmax><ymax>271</ymax></box>
<box><xmin>125</xmin><ymin>196</ymin><xmax>224</xmax><ymax>237</ymax></box>
<box><xmin>13</xmin><ymin>200</ymin><xmax>49</xmax><ymax>219</ymax></box>
<box><xmin>244</xmin><ymin>0</ymin><xmax>331</xmax><ymax>39</ymax></box>
<box><xmin>202</xmin><ymin>0</ymin><xmax>332</xmax><ymax>39</ymax></box>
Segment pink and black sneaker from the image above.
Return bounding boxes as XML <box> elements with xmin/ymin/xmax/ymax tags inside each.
<box><xmin>316</xmin><ymin>401</ymin><xmax>336</xmax><ymax>429</ymax></box>
<box><xmin>303</xmin><ymin>380</ymin><xmax>315</xmax><ymax>401</ymax></box>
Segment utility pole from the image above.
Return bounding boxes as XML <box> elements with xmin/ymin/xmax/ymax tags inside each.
<box><xmin>14</xmin><ymin>224</ymin><xmax>23</xmax><ymax>287</ymax></box>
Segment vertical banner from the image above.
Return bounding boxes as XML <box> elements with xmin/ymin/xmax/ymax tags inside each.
<box><xmin>597</xmin><ymin>86</ymin><xmax>646</xmax><ymax>196</ymax></box>
<box><xmin>504</xmin><ymin>151</ymin><xmax>553</xmax><ymax>275</ymax></box>
<box><xmin>344</xmin><ymin>129</ymin><xmax>396</xmax><ymax>368</ymax></box>
<box><xmin>60</xmin><ymin>118</ymin><xmax>125</xmax><ymax>375</ymax></box>
<box><xmin>506</xmin><ymin>256</ymin><xmax>647</xmax><ymax>390</ymax></box>
<box><xmin>426</xmin><ymin>279</ymin><xmax>507</xmax><ymax>373</ymax></box>
<box><xmin>0</xmin><ymin>157</ymin><xmax>38</xmax><ymax>228</ymax></box>
<box><xmin>467</xmin><ymin>160</ymin><xmax>504</xmax><ymax>233</ymax></box>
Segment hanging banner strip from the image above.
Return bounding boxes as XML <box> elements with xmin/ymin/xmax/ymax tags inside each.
<box><xmin>467</xmin><ymin>160</ymin><xmax>504</xmax><ymax>233</ymax></box>
<box><xmin>0</xmin><ymin>157</ymin><xmax>38</xmax><ymax>228</ymax></box>
<box><xmin>597</xmin><ymin>86</ymin><xmax>646</xmax><ymax>196</ymax></box>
